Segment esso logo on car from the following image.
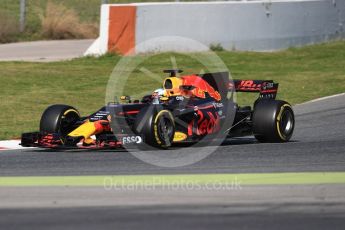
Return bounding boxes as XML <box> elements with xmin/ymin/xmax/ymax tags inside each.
<box><xmin>122</xmin><ymin>136</ymin><xmax>142</xmax><ymax>144</ymax></box>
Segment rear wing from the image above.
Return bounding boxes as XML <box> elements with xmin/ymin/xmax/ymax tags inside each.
<box><xmin>231</xmin><ymin>80</ymin><xmax>279</xmax><ymax>99</ymax></box>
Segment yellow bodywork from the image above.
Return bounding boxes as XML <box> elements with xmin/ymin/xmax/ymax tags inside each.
<box><xmin>67</xmin><ymin>119</ymin><xmax>188</xmax><ymax>144</ymax></box>
<box><xmin>163</xmin><ymin>77</ymin><xmax>183</xmax><ymax>97</ymax></box>
<box><xmin>68</xmin><ymin>121</ymin><xmax>96</xmax><ymax>144</ymax></box>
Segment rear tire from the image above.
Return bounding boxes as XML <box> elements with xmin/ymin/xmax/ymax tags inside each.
<box><xmin>253</xmin><ymin>100</ymin><xmax>294</xmax><ymax>142</ymax></box>
<box><xmin>40</xmin><ymin>104</ymin><xmax>80</xmax><ymax>136</ymax></box>
<box><xmin>133</xmin><ymin>105</ymin><xmax>175</xmax><ymax>149</ymax></box>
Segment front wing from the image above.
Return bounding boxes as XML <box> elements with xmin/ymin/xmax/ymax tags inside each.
<box><xmin>21</xmin><ymin>132</ymin><xmax>143</xmax><ymax>150</ymax></box>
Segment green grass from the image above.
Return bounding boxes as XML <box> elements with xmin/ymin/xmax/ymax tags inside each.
<box><xmin>1</xmin><ymin>41</ymin><xmax>345</xmax><ymax>140</ymax></box>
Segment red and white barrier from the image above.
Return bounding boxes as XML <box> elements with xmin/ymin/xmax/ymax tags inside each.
<box><xmin>85</xmin><ymin>1</ymin><xmax>345</xmax><ymax>56</ymax></box>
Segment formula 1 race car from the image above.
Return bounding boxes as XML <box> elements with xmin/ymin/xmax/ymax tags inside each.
<box><xmin>21</xmin><ymin>70</ymin><xmax>295</xmax><ymax>149</ymax></box>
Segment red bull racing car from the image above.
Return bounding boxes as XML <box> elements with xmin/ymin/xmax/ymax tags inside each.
<box><xmin>21</xmin><ymin>70</ymin><xmax>295</xmax><ymax>149</ymax></box>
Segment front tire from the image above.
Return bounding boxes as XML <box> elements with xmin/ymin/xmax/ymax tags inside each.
<box><xmin>40</xmin><ymin>104</ymin><xmax>80</xmax><ymax>136</ymax></box>
<box><xmin>253</xmin><ymin>100</ymin><xmax>294</xmax><ymax>142</ymax></box>
<box><xmin>133</xmin><ymin>105</ymin><xmax>175</xmax><ymax>149</ymax></box>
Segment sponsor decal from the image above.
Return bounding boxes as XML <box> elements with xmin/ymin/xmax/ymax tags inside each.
<box><xmin>90</xmin><ymin>111</ymin><xmax>110</xmax><ymax>121</ymax></box>
<box><xmin>175</xmin><ymin>96</ymin><xmax>184</xmax><ymax>101</ymax></box>
<box><xmin>262</xmin><ymin>82</ymin><xmax>274</xmax><ymax>89</ymax></box>
<box><xmin>173</xmin><ymin>132</ymin><xmax>188</xmax><ymax>142</ymax></box>
<box><xmin>212</xmin><ymin>102</ymin><xmax>223</xmax><ymax>108</ymax></box>
<box><xmin>122</xmin><ymin>136</ymin><xmax>142</xmax><ymax>145</ymax></box>
<box><xmin>188</xmin><ymin>110</ymin><xmax>220</xmax><ymax>136</ymax></box>
<box><xmin>238</xmin><ymin>80</ymin><xmax>261</xmax><ymax>91</ymax></box>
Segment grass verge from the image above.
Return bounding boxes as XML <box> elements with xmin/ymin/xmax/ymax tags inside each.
<box><xmin>0</xmin><ymin>10</ymin><xmax>19</xmax><ymax>43</ymax></box>
<box><xmin>0</xmin><ymin>0</ymin><xmax>191</xmax><ymax>43</ymax></box>
<box><xmin>0</xmin><ymin>41</ymin><xmax>345</xmax><ymax>140</ymax></box>
<box><xmin>38</xmin><ymin>1</ymin><xmax>98</xmax><ymax>39</ymax></box>
<box><xmin>0</xmin><ymin>172</ymin><xmax>345</xmax><ymax>186</ymax></box>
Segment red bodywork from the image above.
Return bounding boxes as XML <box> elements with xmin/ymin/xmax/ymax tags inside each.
<box><xmin>181</xmin><ymin>75</ymin><xmax>222</xmax><ymax>101</ymax></box>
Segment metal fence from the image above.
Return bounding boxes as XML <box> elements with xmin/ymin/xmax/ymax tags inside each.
<box><xmin>0</xmin><ymin>0</ymin><xmax>272</xmax><ymax>41</ymax></box>
<box><xmin>0</xmin><ymin>0</ymin><xmax>249</xmax><ymax>32</ymax></box>
<box><xmin>5</xmin><ymin>1</ymin><xmax>108</xmax><ymax>34</ymax></box>
<box><xmin>0</xmin><ymin>0</ymin><xmax>111</xmax><ymax>34</ymax></box>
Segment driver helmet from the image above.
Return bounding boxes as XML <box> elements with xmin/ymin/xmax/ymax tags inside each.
<box><xmin>152</xmin><ymin>88</ymin><xmax>165</xmax><ymax>98</ymax></box>
<box><xmin>152</xmin><ymin>88</ymin><xmax>165</xmax><ymax>104</ymax></box>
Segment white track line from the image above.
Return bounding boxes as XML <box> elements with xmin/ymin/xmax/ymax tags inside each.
<box><xmin>296</xmin><ymin>92</ymin><xmax>345</xmax><ymax>106</ymax></box>
<box><xmin>0</xmin><ymin>140</ymin><xmax>32</xmax><ymax>151</ymax></box>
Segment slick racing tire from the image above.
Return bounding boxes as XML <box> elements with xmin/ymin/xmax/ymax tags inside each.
<box><xmin>253</xmin><ymin>99</ymin><xmax>294</xmax><ymax>142</ymax></box>
<box><xmin>134</xmin><ymin>105</ymin><xmax>175</xmax><ymax>149</ymax></box>
<box><xmin>40</xmin><ymin>104</ymin><xmax>80</xmax><ymax>136</ymax></box>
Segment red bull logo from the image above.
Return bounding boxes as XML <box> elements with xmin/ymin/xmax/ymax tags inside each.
<box><xmin>188</xmin><ymin>110</ymin><xmax>220</xmax><ymax>136</ymax></box>
<box><xmin>181</xmin><ymin>75</ymin><xmax>221</xmax><ymax>101</ymax></box>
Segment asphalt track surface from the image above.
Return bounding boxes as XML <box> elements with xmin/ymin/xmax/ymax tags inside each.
<box><xmin>0</xmin><ymin>40</ymin><xmax>94</xmax><ymax>62</ymax></box>
<box><xmin>0</xmin><ymin>94</ymin><xmax>344</xmax><ymax>229</ymax></box>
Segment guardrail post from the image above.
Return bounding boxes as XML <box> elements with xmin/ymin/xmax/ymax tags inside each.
<box><xmin>19</xmin><ymin>0</ymin><xmax>26</xmax><ymax>32</ymax></box>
